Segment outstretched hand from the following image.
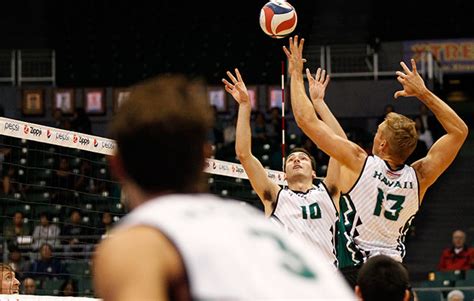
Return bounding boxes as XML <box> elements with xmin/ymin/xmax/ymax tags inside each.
<box><xmin>222</xmin><ymin>68</ymin><xmax>249</xmax><ymax>105</ymax></box>
<box><xmin>307</xmin><ymin>67</ymin><xmax>330</xmax><ymax>103</ymax></box>
<box><xmin>283</xmin><ymin>35</ymin><xmax>305</xmax><ymax>75</ymax></box>
<box><xmin>394</xmin><ymin>59</ymin><xmax>429</xmax><ymax>99</ymax></box>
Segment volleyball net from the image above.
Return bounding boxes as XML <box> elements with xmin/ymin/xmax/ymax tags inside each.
<box><xmin>0</xmin><ymin>116</ymin><xmax>287</xmax><ymax>298</ymax></box>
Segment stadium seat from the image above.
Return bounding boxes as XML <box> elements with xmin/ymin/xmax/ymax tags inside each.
<box><xmin>456</xmin><ymin>279</ymin><xmax>474</xmax><ymax>287</ymax></box>
<box><xmin>78</xmin><ymin>278</ymin><xmax>94</xmax><ymax>296</ymax></box>
<box><xmin>462</xmin><ymin>290</ymin><xmax>474</xmax><ymax>301</ymax></box>
<box><xmin>418</xmin><ymin>280</ymin><xmax>453</xmax><ymax>288</ymax></box>
<box><xmin>66</xmin><ymin>261</ymin><xmax>91</xmax><ymax>280</ymax></box>
<box><xmin>435</xmin><ymin>270</ymin><xmax>464</xmax><ymax>282</ymax></box>
<box><xmin>40</xmin><ymin>278</ymin><xmax>63</xmax><ymax>296</ymax></box>
<box><xmin>466</xmin><ymin>270</ymin><xmax>474</xmax><ymax>281</ymax></box>
<box><xmin>415</xmin><ymin>290</ymin><xmax>443</xmax><ymax>301</ymax></box>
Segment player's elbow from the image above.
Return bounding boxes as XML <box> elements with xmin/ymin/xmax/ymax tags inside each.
<box><xmin>235</xmin><ymin>146</ymin><xmax>251</xmax><ymax>161</ymax></box>
<box><xmin>453</xmin><ymin>120</ymin><xmax>469</xmax><ymax>143</ymax></box>
<box><xmin>459</xmin><ymin>122</ymin><xmax>469</xmax><ymax>140</ymax></box>
<box><xmin>293</xmin><ymin>111</ymin><xmax>314</xmax><ymax>130</ymax></box>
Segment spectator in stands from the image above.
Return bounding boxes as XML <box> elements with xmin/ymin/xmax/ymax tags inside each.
<box><xmin>0</xmin><ymin>263</ymin><xmax>20</xmax><ymax>294</ymax></box>
<box><xmin>377</xmin><ymin>104</ymin><xmax>395</xmax><ymax>125</ymax></box>
<box><xmin>7</xmin><ymin>245</ymin><xmax>30</xmax><ymax>281</ymax></box>
<box><xmin>98</xmin><ymin>211</ymin><xmax>115</xmax><ymax>238</ymax></box>
<box><xmin>52</xmin><ymin>108</ymin><xmax>70</xmax><ymax>130</ymax></box>
<box><xmin>2</xmin><ymin>166</ymin><xmax>21</xmax><ymax>196</ymax></box>
<box><xmin>32</xmin><ymin>212</ymin><xmax>61</xmax><ymax>250</ymax></box>
<box><xmin>71</xmin><ymin>108</ymin><xmax>92</xmax><ymax>134</ymax></box>
<box><xmin>223</xmin><ymin>114</ymin><xmax>237</xmax><ymax>147</ymax></box>
<box><xmin>74</xmin><ymin>160</ymin><xmax>97</xmax><ymax>194</ymax></box>
<box><xmin>447</xmin><ymin>289</ymin><xmax>465</xmax><ymax>301</ymax></box>
<box><xmin>62</xmin><ymin>209</ymin><xmax>91</xmax><ymax>254</ymax></box>
<box><xmin>208</xmin><ymin>105</ymin><xmax>224</xmax><ymax>147</ymax></box>
<box><xmin>0</xmin><ymin>146</ymin><xmax>11</xmax><ymax>189</ymax></box>
<box><xmin>406</xmin><ymin>115</ymin><xmax>437</xmax><ymax>164</ymax></box>
<box><xmin>59</xmin><ymin>279</ymin><xmax>78</xmax><ymax>296</ymax></box>
<box><xmin>356</xmin><ymin>255</ymin><xmax>411</xmax><ymax>301</ymax></box>
<box><xmin>27</xmin><ymin>243</ymin><xmax>68</xmax><ymax>280</ymax></box>
<box><xmin>267</xmin><ymin>106</ymin><xmax>284</xmax><ymax>146</ymax></box>
<box><xmin>22</xmin><ymin>277</ymin><xmax>37</xmax><ymax>295</ymax></box>
<box><xmin>414</xmin><ymin>116</ymin><xmax>434</xmax><ymax>149</ymax></box>
<box><xmin>438</xmin><ymin>230</ymin><xmax>474</xmax><ymax>271</ymax></box>
<box><xmin>4</xmin><ymin>211</ymin><xmax>31</xmax><ymax>248</ymax></box>
<box><xmin>51</xmin><ymin>157</ymin><xmax>76</xmax><ymax>205</ymax></box>
<box><xmin>418</xmin><ymin>103</ymin><xmax>442</xmax><ymax>141</ymax></box>
<box><xmin>252</xmin><ymin>111</ymin><xmax>268</xmax><ymax>145</ymax></box>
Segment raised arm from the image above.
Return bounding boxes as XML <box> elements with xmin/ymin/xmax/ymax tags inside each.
<box><xmin>306</xmin><ymin>67</ymin><xmax>347</xmax><ymax>201</ymax></box>
<box><xmin>222</xmin><ymin>69</ymin><xmax>280</xmax><ymax>215</ymax></box>
<box><xmin>283</xmin><ymin>36</ymin><xmax>366</xmax><ymax>174</ymax></box>
<box><xmin>307</xmin><ymin>67</ymin><xmax>347</xmax><ymax>139</ymax></box>
<box><xmin>395</xmin><ymin>59</ymin><xmax>468</xmax><ymax>199</ymax></box>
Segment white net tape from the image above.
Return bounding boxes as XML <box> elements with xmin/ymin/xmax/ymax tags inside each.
<box><xmin>0</xmin><ymin>117</ymin><xmax>286</xmax><ymax>185</ymax></box>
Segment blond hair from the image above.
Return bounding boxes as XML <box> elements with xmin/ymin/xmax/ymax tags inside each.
<box><xmin>382</xmin><ymin>112</ymin><xmax>418</xmax><ymax>162</ymax></box>
<box><xmin>0</xmin><ymin>263</ymin><xmax>14</xmax><ymax>273</ymax></box>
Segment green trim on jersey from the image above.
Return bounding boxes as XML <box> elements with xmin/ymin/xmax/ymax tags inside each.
<box><xmin>337</xmin><ymin>195</ymin><xmax>364</xmax><ymax>269</ymax></box>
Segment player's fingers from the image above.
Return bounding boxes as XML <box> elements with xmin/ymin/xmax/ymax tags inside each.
<box><xmin>235</xmin><ymin>68</ymin><xmax>243</xmax><ymax>82</ymax></box>
<box><xmin>221</xmin><ymin>78</ymin><xmax>233</xmax><ymax>88</ymax></box>
<box><xmin>305</xmin><ymin>68</ymin><xmax>314</xmax><ymax>81</ymax></box>
<box><xmin>299</xmin><ymin>38</ymin><xmax>305</xmax><ymax>50</ymax></box>
<box><xmin>283</xmin><ymin>46</ymin><xmax>291</xmax><ymax>58</ymax></box>
<box><xmin>320</xmin><ymin>69</ymin><xmax>326</xmax><ymax>82</ymax></box>
<box><xmin>323</xmin><ymin>74</ymin><xmax>330</xmax><ymax>87</ymax></box>
<box><xmin>394</xmin><ymin>90</ymin><xmax>406</xmax><ymax>99</ymax></box>
<box><xmin>226</xmin><ymin>71</ymin><xmax>238</xmax><ymax>84</ymax></box>
<box><xmin>396</xmin><ymin>71</ymin><xmax>407</xmax><ymax>78</ymax></box>
<box><xmin>315</xmin><ymin>68</ymin><xmax>321</xmax><ymax>81</ymax></box>
<box><xmin>411</xmin><ymin>59</ymin><xmax>418</xmax><ymax>74</ymax></box>
<box><xmin>400</xmin><ymin>61</ymin><xmax>411</xmax><ymax>74</ymax></box>
<box><xmin>224</xmin><ymin>85</ymin><xmax>233</xmax><ymax>94</ymax></box>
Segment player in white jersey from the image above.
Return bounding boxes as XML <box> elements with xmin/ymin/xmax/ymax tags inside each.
<box><xmin>223</xmin><ymin>68</ymin><xmax>347</xmax><ymax>267</ymax></box>
<box><xmin>284</xmin><ymin>35</ymin><xmax>468</xmax><ymax>287</ymax></box>
<box><xmin>93</xmin><ymin>74</ymin><xmax>356</xmax><ymax>301</ymax></box>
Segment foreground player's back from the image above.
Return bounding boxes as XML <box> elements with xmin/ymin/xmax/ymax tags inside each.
<box><xmin>108</xmin><ymin>193</ymin><xmax>355</xmax><ymax>301</ymax></box>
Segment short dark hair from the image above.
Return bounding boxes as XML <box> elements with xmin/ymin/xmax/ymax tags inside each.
<box><xmin>286</xmin><ymin>147</ymin><xmax>316</xmax><ymax>172</ymax></box>
<box><xmin>357</xmin><ymin>255</ymin><xmax>410</xmax><ymax>301</ymax></box>
<box><xmin>110</xmin><ymin>74</ymin><xmax>213</xmax><ymax>194</ymax></box>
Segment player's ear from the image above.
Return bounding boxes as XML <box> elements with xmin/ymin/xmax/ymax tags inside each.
<box><xmin>403</xmin><ymin>289</ymin><xmax>410</xmax><ymax>301</ymax></box>
<box><xmin>354</xmin><ymin>285</ymin><xmax>363</xmax><ymax>301</ymax></box>
<box><xmin>203</xmin><ymin>142</ymin><xmax>213</xmax><ymax>159</ymax></box>
<box><xmin>311</xmin><ymin>170</ymin><xmax>316</xmax><ymax>179</ymax></box>
<box><xmin>108</xmin><ymin>153</ymin><xmax>127</xmax><ymax>182</ymax></box>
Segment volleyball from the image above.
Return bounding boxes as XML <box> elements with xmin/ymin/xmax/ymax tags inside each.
<box><xmin>259</xmin><ymin>0</ymin><xmax>297</xmax><ymax>39</ymax></box>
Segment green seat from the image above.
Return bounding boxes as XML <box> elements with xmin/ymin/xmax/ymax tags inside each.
<box><xmin>40</xmin><ymin>278</ymin><xmax>63</xmax><ymax>296</ymax></box>
<box><xmin>456</xmin><ymin>279</ymin><xmax>474</xmax><ymax>287</ymax></box>
<box><xmin>435</xmin><ymin>270</ymin><xmax>464</xmax><ymax>282</ymax></box>
<box><xmin>466</xmin><ymin>270</ymin><xmax>474</xmax><ymax>281</ymax></box>
<box><xmin>4</xmin><ymin>203</ymin><xmax>33</xmax><ymax>217</ymax></box>
<box><xmin>461</xmin><ymin>290</ymin><xmax>474</xmax><ymax>301</ymax></box>
<box><xmin>67</xmin><ymin>261</ymin><xmax>91</xmax><ymax>280</ymax></box>
<box><xmin>418</xmin><ymin>280</ymin><xmax>453</xmax><ymax>288</ymax></box>
<box><xmin>78</xmin><ymin>278</ymin><xmax>94</xmax><ymax>296</ymax></box>
<box><xmin>415</xmin><ymin>290</ymin><xmax>442</xmax><ymax>301</ymax></box>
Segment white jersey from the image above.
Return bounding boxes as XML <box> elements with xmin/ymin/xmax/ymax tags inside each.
<box><xmin>118</xmin><ymin>193</ymin><xmax>356</xmax><ymax>301</ymax></box>
<box><xmin>272</xmin><ymin>183</ymin><xmax>339</xmax><ymax>267</ymax></box>
<box><xmin>340</xmin><ymin>155</ymin><xmax>419</xmax><ymax>264</ymax></box>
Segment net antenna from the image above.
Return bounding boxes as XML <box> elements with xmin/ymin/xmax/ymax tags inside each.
<box><xmin>281</xmin><ymin>60</ymin><xmax>286</xmax><ymax>175</ymax></box>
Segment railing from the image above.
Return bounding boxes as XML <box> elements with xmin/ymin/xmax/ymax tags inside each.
<box><xmin>303</xmin><ymin>44</ymin><xmax>443</xmax><ymax>84</ymax></box>
<box><xmin>0</xmin><ymin>50</ymin><xmax>15</xmax><ymax>84</ymax></box>
<box><xmin>0</xmin><ymin>49</ymin><xmax>55</xmax><ymax>86</ymax></box>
